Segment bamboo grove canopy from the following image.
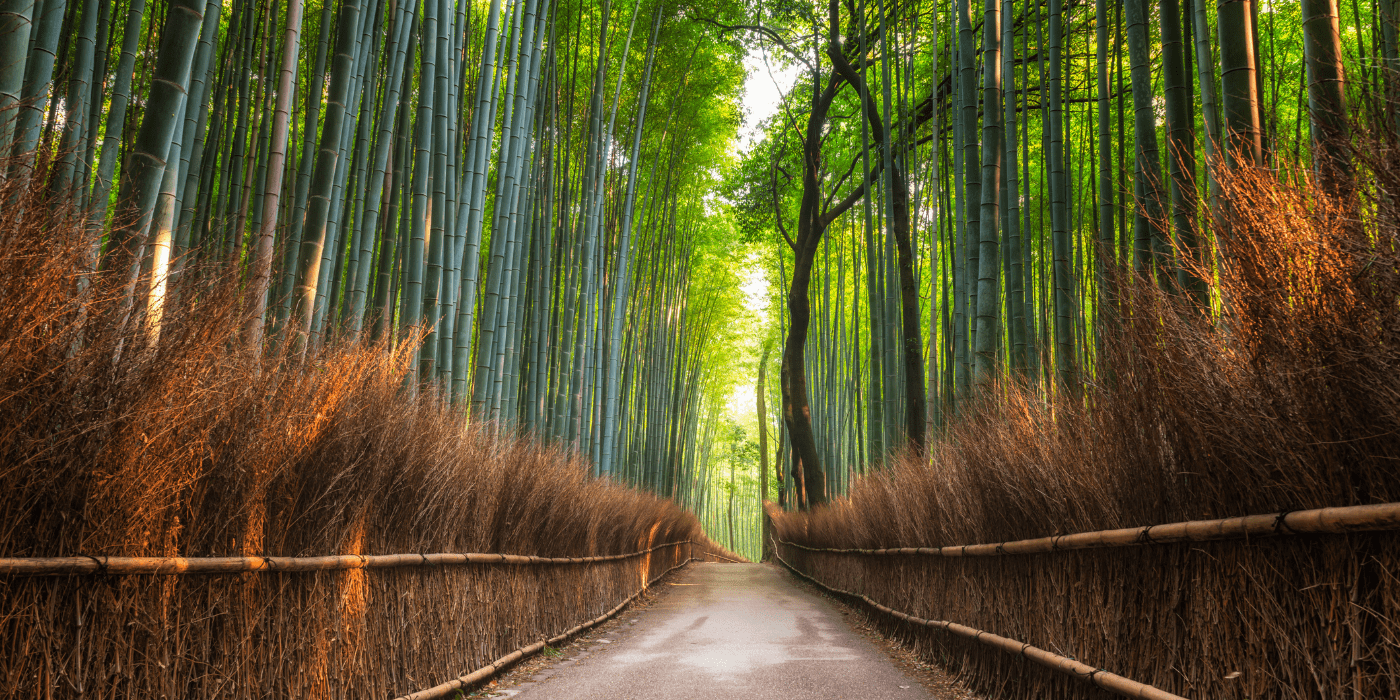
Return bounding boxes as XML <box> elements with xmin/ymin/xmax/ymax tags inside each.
<box><xmin>721</xmin><ymin>0</ymin><xmax>1365</xmax><ymax>508</ymax></box>
<box><xmin>0</xmin><ymin>0</ymin><xmax>755</xmax><ymax>509</ymax></box>
<box><xmin>0</xmin><ymin>0</ymin><xmax>1372</xmax><ymax>511</ymax></box>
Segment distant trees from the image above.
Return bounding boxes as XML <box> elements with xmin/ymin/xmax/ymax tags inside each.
<box><xmin>726</xmin><ymin>0</ymin><xmax>1364</xmax><ymax>509</ymax></box>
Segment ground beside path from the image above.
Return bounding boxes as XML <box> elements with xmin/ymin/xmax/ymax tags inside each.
<box><xmin>494</xmin><ymin>562</ymin><xmax>966</xmax><ymax>699</ymax></box>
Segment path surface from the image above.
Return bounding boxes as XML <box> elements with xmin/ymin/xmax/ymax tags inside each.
<box><xmin>502</xmin><ymin>563</ymin><xmax>936</xmax><ymax>699</ymax></box>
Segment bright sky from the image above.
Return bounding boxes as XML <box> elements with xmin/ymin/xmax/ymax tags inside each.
<box><xmin>736</xmin><ymin>46</ymin><xmax>801</xmax><ymax>155</ymax></box>
<box><xmin>726</xmin><ymin>253</ymin><xmax>774</xmax><ymax>422</ymax></box>
<box><xmin>720</xmin><ymin>47</ymin><xmax>795</xmax><ymax>431</ymax></box>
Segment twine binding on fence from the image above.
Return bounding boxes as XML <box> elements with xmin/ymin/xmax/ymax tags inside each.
<box><xmin>0</xmin><ymin>541</ymin><xmax>696</xmax><ymax>576</ymax></box>
<box><xmin>777</xmin><ymin>501</ymin><xmax>1400</xmax><ymax>557</ymax></box>
<box><xmin>772</xmin><ymin>545</ymin><xmax>1188</xmax><ymax>700</ymax></box>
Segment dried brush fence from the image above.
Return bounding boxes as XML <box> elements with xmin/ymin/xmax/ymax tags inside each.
<box><xmin>772</xmin><ymin>503</ymin><xmax>1400</xmax><ymax>700</ymax></box>
<box><xmin>0</xmin><ymin>170</ymin><xmax>742</xmax><ymax>698</ymax></box>
<box><xmin>770</xmin><ymin>164</ymin><xmax>1400</xmax><ymax>700</ymax></box>
<box><xmin>0</xmin><ymin>537</ymin><xmax>724</xmax><ymax>699</ymax></box>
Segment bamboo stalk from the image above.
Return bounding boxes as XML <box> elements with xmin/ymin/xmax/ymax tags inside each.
<box><xmin>773</xmin><ymin>501</ymin><xmax>1400</xmax><ymax>556</ymax></box>
<box><xmin>0</xmin><ymin>541</ymin><xmax>695</xmax><ymax>576</ymax></box>
<box><xmin>773</xmin><ymin>548</ymin><xmax>1188</xmax><ymax>700</ymax></box>
<box><xmin>393</xmin><ymin>555</ymin><xmax>699</xmax><ymax>700</ymax></box>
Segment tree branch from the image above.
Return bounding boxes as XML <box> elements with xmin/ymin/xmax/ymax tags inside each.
<box><xmin>690</xmin><ymin>15</ymin><xmax>816</xmax><ymax>73</ymax></box>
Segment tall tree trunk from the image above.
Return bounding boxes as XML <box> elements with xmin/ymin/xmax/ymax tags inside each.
<box><xmin>757</xmin><ymin>341</ymin><xmax>772</xmax><ymax>559</ymax></box>
<box><xmin>974</xmin><ymin>0</ymin><xmax>1002</xmax><ymax>387</ymax></box>
<box><xmin>1302</xmin><ymin>0</ymin><xmax>1353</xmax><ymax>201</ymax></box>
<box><xmin>1161</xmin><ymin>0</ymin><xmax>1207</xmax><ymax>304</ymax></box>
<box><xmin>100</xmin><ymin>0</ymin><xmax>207</xmax><ymax>303</ymax></box>
<box><xmin>1219</xmin><ymin>0</ymin><xmax>1263</xmax><ymax>168</ymax></box>
<box><xmin>1048</xmin><ymin>0</ymin><xmax>1075</xmax><ymax>388</ymax></box>
<box><xmin>1192</xmin><ymin>0</ymin><xmax>1225</xmax><ymax>243</ymax></box>
<box><xmin>245</xmin><ymin>0</ymin><xmax>306</xmax><ymax>354</ymax></box>
<box><xmin>601</xmin><ymin>7</ymin><xmax>661</xmax><ymax>475</ymax></box>
<box><xmin>1126</xmin><ymin>0</ymin><xmax>1167</xmax><ymax>278</ymax></box>
<box><xmin>956</xmin><ymin>0</ymin><xmax>981</xmax><ymax>399</ymax></box>
<box><xmin>288</xmin><ymin>0</ymin><xmax>362</xmax><ymax>356</ymax></box>
<box><xmin>0</xmin><ymin>0</ymin><xmax>34</xmax><ymax>156</ymax></box>
<box><xmin>8</xmin><ymin>0</ymin><xmax>63</xmax><ymax>171</ymax></box>
<box><xmin>1096</xmin><ymin>0</ymin><xmax>1115</xmax><ymax>346</ymax></box>
<box><xmin>51</xmin><ymin>0</ymin><xmax>98</xmax><ymax>196</ymax></box>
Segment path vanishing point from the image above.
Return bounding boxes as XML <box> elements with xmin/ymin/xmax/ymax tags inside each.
<box><xmin>501</xmin><ymin>563</ymin><xmax>943</xmax><ymax>699</ymax></box>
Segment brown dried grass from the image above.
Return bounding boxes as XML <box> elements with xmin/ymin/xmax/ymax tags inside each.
<box><xmin>0</xmin><ymin>168</ymin><xmax>731</xmax><ymax>697</ymax></box>
<box><xmin>772</xmin><ymin>164</ymin><xmax>1400</xmax><ymax>698</ymax></box>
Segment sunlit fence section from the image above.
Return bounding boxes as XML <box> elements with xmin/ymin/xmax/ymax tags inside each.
<box><xmin>0</xmin><ymin>540</ymin><xmax>725</xmax><ymax>698</ymax></box>
<box><xmin>0</xmin><ymin>175</ymin><xmax>740</xmax><ymax>698</ymax></box>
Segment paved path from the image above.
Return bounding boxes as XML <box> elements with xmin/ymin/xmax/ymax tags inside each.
<box><xmin>503</xmin><ymin>563</ymin><xmax>936</xmax><ymax>699</ymax></box>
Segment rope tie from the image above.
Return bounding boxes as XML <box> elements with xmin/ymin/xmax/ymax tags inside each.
<box><xmin>1138</xmin><ymin>526</ymin><xmax>1158</xmax><ymax>545</ymax></box>
<box><xmin>82</xmin><ymin>554</ymin><xmax>105</xmax><ymax>573</ymax></box>
<box><xmin>1273</xmin><ymin>510</ymin><xmax>1296</xmax><ymax>535</ymax></box>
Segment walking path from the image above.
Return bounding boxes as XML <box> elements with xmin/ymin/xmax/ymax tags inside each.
<box><xmin>501</xmin><ymin>563</ymin><xmax>939</xmax><ymax>699</ymax></box>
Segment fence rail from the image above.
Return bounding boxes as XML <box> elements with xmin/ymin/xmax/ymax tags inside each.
<box><xmin>772</xmin><ymin>546</ymin><xmax>1186</xmax><ymax>700</ymax></box>
<box><xmin>778</xmin><ymin>501</ymin><xmax>1400</xmax><ymax>557</ymax></box>
<box><xmin>0</xmin><ymin>540</ymin><xmax>695</xmax><ymax>576</ymax></box>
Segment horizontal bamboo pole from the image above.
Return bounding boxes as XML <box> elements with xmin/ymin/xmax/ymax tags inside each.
<box><xmin>0</xmin><ymin>541</ymin><xmax>695</xmax><ymax>576</ymax></box>
<box><xmin>776</xmin><ymin>501</ymin><xmax>1400</xmax><ymax>557</ymax></box>
<box><xmin>773</xmin><ymin>547</ymin><xmax>1188</xmax><ymax>700</ymax></box>
<box><xmin>698</xmin><ymin>551</ymin><xmax>746</xmax><ymax>563</ymax></box>
<box><xmin>394</xmin><ymin>556</ymin><xmax>699</xmax><ymax>700</ymax></box>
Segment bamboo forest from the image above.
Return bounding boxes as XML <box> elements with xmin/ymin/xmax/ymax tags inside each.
<box><xmin>4</xmin><ymin>0</ymin><xmax>1400</xmax><ymax>697</ymax></box>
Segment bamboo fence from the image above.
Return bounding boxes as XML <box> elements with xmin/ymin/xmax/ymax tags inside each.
<box><xmin>394</xmin><ymin>555</ymin><xmax>698</xmax><ymax>700</ymax></box>
<box><xmin>778</xmin><ymin>502</ymin><xmax>1400</xmax><ymax>557</ymax></box>
<box><xmin>773</xmin><ymin>549</ymin><xmax>1186</xmax><ymax>700</ymax></box>
<box><xmin>0</xmin><ymin>540</ymin><xmax>696</xmax><ymax>576</ymax></box>
<box><xmin>771</xmin><ymin>501</ymin><xmax>1400</xmax><ymax>700</ymax></box>
<box><xmin>0</xmin><ymin>538</ymin><xmax>732</xmax><ymax>698</ymax></box>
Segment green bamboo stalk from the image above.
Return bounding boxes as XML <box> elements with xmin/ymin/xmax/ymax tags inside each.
<box><xmin>1126</xmin><ymin>0</ymin><xmax>1167</xmax><ymax>278</ymax></box>
<box><xmin>1302</xmin><ymin>0</ymin><xmax>1353</xmax><ymax>199</ymax></box>
<box><xmin>100</xmin><ymin>0</ymin><xmax>207</xmax><ymax>300</ymax></box>
<box><xmin>8</xmin><ymin>0</ymin><xmax>63</xmax><ymax>167</ymax></box>
<box><xmin>0</xmin><ymin>0</ymin><xmax>35</xmax><ymax>156</ymax></box>
<box><xmin>973</xmin><ymin>0</ymin><xmax>1002</xmax><ymax>387</ymax></box>
<box><xmin>1219</xmin><ymin>0</ymin><xmax>1262</xmax><ymax>168</ymax></box>
<box><xmin>288</xmin><ymin>0</ymin><xmax>363</xmax><ymax>355</ymax></box>
<box><xmin>245</xmin><ymin>0</ymin><xmax>306</xmax><ymax>354</ymax></box>
<box><xmin>1161</xmin><ymin>0</ymin><xmax>1207</xmax><ymax>305</ymax></box>
<box><xmin>50</xmin><ymin>0</ymin><xmax>98</xmax><ymax>196</ymax></box>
